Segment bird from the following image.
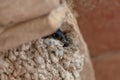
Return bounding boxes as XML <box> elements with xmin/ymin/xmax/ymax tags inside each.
<box><xmin>51</xmin><ymin>29</ymin><xmax>69</xmax><ymax>47</ymax></box>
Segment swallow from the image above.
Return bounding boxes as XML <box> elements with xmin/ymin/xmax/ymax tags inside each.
<box><xmin>51</xmin><ymin>29</ymin><xmax>69</xmax><ymax>47</ymax></box>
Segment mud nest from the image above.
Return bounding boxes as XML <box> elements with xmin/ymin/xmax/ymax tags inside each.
<box><xmin>0</xmin><ymin>3</ymin><xmax>85</xmax><ymax>80</ymax></box>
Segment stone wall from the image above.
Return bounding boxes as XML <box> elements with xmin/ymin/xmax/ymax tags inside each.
<box><xmin>73</xmin><ymin>0</ymin><xmax>120</xmax><ymax>80</ymax></box>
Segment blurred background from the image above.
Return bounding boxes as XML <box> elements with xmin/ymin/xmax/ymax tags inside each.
<box><xmin>73</xmin><ymin>0</ymin><xmax>120</xmax><ymax>80</ymax></box>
